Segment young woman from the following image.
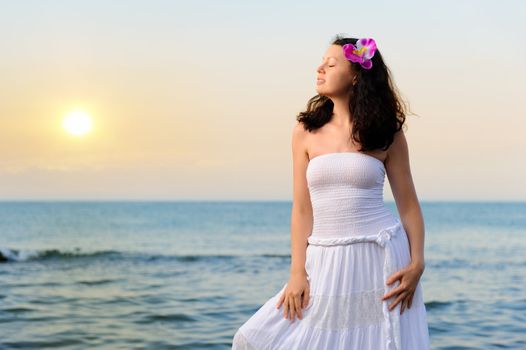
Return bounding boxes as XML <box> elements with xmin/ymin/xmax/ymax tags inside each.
<box><xmin>232</xmin><ymin>35</ymin><xmax>430</xmax><ymax>350</ymax></box>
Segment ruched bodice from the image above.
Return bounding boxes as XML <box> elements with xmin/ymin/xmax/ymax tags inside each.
<box><xmin>306</xmin><ymin>152</ymin><xmax>398</xmax><ymax>237</ymax></box>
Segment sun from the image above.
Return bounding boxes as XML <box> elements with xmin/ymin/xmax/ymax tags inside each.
<box><xmin>62</xmin><ymin>110</ymin><xmax>93</xmax><ymax>136</ymax></box>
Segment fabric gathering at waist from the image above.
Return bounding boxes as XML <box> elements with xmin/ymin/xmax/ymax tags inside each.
<box><xmin>307</xmin><ymin>219</ymin><xmax>402</xmax><ymax>247</ymax></box>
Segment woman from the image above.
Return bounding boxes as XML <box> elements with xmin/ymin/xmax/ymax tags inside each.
<box><xmin>232</xmin><ymin>35</ymin><xmax>430</xmax><ymax>350</ymax></box>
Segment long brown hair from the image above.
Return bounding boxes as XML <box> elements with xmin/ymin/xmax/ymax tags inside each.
<box><xmin>297</xmin><ymin>35</ymin><xmax>413</xmax><ymax>152</ymax></box>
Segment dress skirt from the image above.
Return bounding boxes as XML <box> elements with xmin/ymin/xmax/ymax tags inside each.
<box><xmin>232</xmin><ymin>219</ymin><xmax>430</xmax><ymax>350</ymax></box>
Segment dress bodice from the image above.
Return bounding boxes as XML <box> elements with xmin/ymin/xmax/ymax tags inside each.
<box><xmin>306</xmin><ymin>152</ymin><xmax>398</xmax><ymax>237</ymax></box>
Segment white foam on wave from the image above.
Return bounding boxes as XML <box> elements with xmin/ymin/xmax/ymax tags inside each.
<box><xmin>0</xmin><ymin>247</ymin><xmax>40</xmax><ymax>262</ymax></box>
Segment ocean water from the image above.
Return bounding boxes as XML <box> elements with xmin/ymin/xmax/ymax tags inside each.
<box><xmin>0</xmin><ymin>201</ymin><xmax>525</xmax><ymax>349</ymax></box>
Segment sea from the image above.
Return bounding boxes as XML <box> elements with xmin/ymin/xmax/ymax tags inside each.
<box><xmin>0</xmin><ymin>201</ymin><xmax>525</xmax><ymax>349</ymax></box>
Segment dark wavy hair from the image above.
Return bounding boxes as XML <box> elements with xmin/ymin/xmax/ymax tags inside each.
<box><xmin>297</xmin><ymin>35</ymin><xmax>414</xmax><ymax>152</ymax></box>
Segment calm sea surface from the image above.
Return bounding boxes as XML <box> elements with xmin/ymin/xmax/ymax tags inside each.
<box><xmin>1</xmin><ymin>201</ymin><xmax>525</xmax><ymax>349</ymax></box>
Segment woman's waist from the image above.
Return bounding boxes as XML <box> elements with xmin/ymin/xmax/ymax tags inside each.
<box><xmin>308</xmin><ymin>219</ymin><xmax>402</xmax><ymax>247</ymax></box>
<box><xmin>310</xmin><ymin>210</ymin><xmax>398</xmax><ymax>238</ymax></box>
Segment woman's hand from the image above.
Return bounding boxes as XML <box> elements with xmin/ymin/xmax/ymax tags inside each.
<box><xmin>275</xmin><ymin>271</ymin><xmax>310</xmax><ymax>323</ymax></box>
<box><xmin>381</xmin><ymin>261</ymin><xmax>425</xmax><ymax>315</ymax></box>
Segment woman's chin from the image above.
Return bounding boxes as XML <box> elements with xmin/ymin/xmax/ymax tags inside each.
<box><xmin>315</xmin><ymin>87</ymin><xmax>330</xmax><ymax>97</ymax></box>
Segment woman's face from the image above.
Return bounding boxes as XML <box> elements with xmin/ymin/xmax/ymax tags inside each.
<box><xmin>316</xmin><ymin>44</ymin><xmax>355</xmax><ymax>98</ymax></box>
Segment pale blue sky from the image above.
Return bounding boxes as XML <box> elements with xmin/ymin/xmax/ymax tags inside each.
<box><xmin>0</xmin><ymin>0</ymin><xmax>524</xmax><ymax>200</ymax></box>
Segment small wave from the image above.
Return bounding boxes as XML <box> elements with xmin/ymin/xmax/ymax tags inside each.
<box><xmin>0</xmin><ymin>247</ymin><xmax>291</xmax><ymax>264</ymax></box>
<box><xmin>135</xmin><ymin>313</ymin><xmax>197</xmax><ymax>324</ymax></box>
<box><xmin>261</xmin><ymin>254</ymin><xmax>290</xmax><ymax>258</ymax></box>
<box><xmin>0</xmin><ymin>247</ymin><xmax>120</xmax><ymax>263</ymax></box>
<box><xmin>76</xmin><ymin>279</ymin><xmax>117</xmax><ymax>286</ymax></box>
<box><xmin>425</xmin><ymin>300</ymin><xmax>465</xmax><ymax>310</ymax></box>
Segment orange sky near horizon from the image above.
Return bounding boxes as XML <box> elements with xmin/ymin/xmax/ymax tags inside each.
<box><xmin>0</xmin><ymin>0</ymin><xmax>525</xmax><ymax>201</ymax></box>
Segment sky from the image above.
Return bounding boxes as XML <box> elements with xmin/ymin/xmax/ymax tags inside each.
<box><xmin>0</xmin><ymin>0</ymin><xmax>524</xmax><ymax>201</ymax></box>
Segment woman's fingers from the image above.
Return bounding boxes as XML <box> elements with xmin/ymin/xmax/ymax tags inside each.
<box><xmin>283</xmin><ymin>295</ymin><xmax>303</xmax><ymax>322</ymax></box>
<box><xmin>400</xmin><ymin>297</ymin><xmax>407</xmax><ymax>314</ymax></box>
<box><xmin>294</xmin><ymin>296</ymin><xmax>303</xmax><ymax>320</ymax></box>
<box><xmin>388</xmin><ymin>291</ymin><xmax>408</xmax><ymax>311</ymax></box>
<box><xmin>401</xmin><ymin>292</ymin><xmax>413</xmax><ymax>314</ymax></box>
<box><xmin>408</xmin><ymin>293</ymin><xmax>413</xmax><ymax>309</ymax></box>
<box><xmin>289</xmin><ymin>298</ymin><xmax>296</xmax><ymax>321</ymax></box>
<box><xmin>280</xmin><ymin>288</ymin><xmax>311</xmax><ymax>321</ymax></box>
<box><xmin>382</xmin><ymin>283</ymin><xmax>404</xmax><ymax>301</ymax></box>
<box><xmin>386</xmin><ymin>270</ymin><xmax>403</xmax><ymax>286</ymax></box>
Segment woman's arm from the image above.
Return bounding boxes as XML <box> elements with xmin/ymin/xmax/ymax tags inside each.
<box><xmin>275</xmin><ymin>122</ymin><xmax>313</xmax><ymax>323</ymax></box>
<box><xmin>289</xmin><ymin>122</ymin><xmax>313</xmax><ymax>275</ymax></box>
<box><xmin>385</xmin><ymin>129</ymin><xmax>425</xmax><ymax>270</ymax></box>
<box><xmin>381</xmin><ymin>129</ymin><xmax>426</xmax><ymax>314</ymax></box>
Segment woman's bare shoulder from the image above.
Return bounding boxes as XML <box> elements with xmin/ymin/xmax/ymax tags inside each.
<box><xmin>387</xmin><ymin>129</ymin><xmax>407</xmax><ymax>156</ymax></box>
<box><xmin>291</xmin><ymin>122</ymin><xmax>309</xmax><ymax>147</ymax></box>
<box><xmin>291</xmin><ymin>122</ymin><xmax>310</xmax><ymax>161</ymax></box>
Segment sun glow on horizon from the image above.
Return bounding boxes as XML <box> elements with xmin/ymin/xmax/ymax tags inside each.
<box><xmin>62</xmin><ymin>110</ymin><xmax>93</xmax><ymax>137</ymax></box>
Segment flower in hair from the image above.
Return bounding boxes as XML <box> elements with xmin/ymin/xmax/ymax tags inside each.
<box><xmin>342</xmin><ymin>38</ymin><xmax>377</xmax><ymax>69</ymax></box>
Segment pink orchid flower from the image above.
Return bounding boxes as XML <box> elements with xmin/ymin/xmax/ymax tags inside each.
<box><xmin>342</xmin><ymin>38</ymin><xmax>377</xmax><ymax>70</ymax></box>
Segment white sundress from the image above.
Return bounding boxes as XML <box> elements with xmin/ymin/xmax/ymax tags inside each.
<box><xmin>232</xmin><ymin>152</ymin><xmax>430</xmax><ymax>350</ymax></box>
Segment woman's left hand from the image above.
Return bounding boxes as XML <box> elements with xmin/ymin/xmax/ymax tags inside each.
<box><xmin>381</xmin><ymin>261</ymin><xmax>425</xmax><ymax>315</ymax></box>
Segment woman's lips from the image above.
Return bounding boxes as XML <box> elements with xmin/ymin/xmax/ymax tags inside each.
<box><xmin>316</xmin><ymin>79</ymin><xmax>325</xmax><ymax>85</ymax></box>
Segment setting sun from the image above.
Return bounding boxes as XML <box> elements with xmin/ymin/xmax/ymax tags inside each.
<box><xmin>62</xmin><ymin>110</ymin><xmax>93</xmax><ymax>136</ymax></box>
